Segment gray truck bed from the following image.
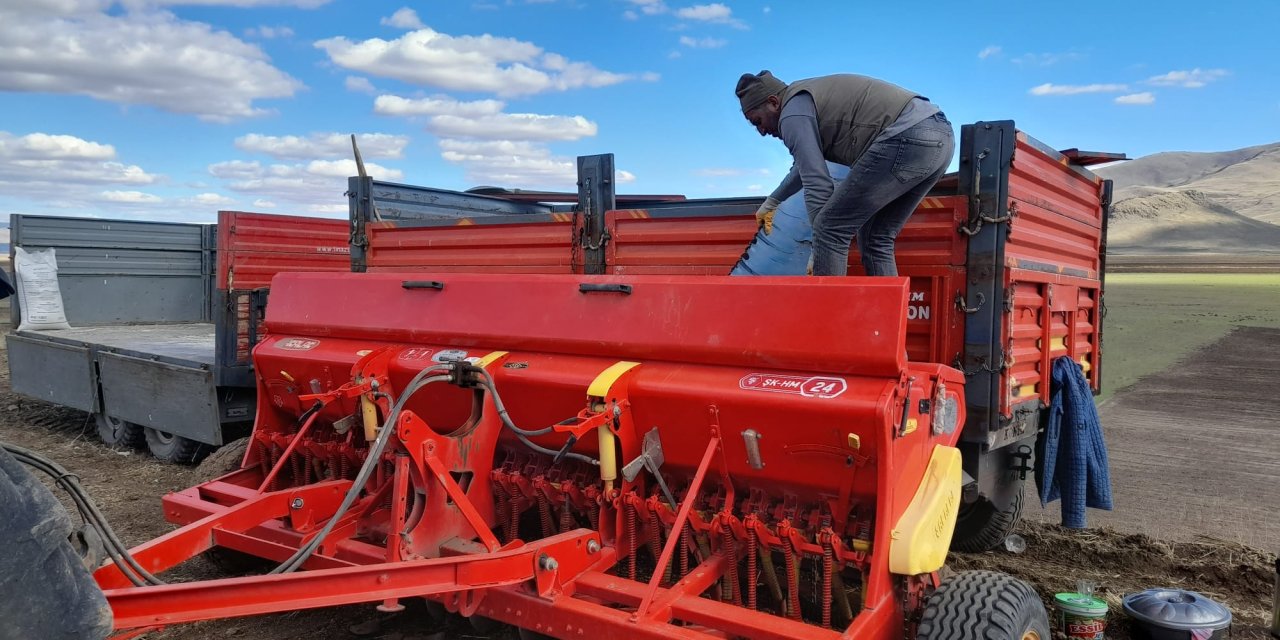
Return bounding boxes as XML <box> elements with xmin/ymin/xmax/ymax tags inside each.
<box><xmin>17</xmin><ymin>323</ymin><xmax>215</xmax><ymax>367</ymax></box>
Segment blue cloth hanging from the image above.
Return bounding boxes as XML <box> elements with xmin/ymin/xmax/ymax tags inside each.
<box><xmin>1037</xmin><ymin>356</ymin><xmax>1114</xmax><ymax>528</ymax></box>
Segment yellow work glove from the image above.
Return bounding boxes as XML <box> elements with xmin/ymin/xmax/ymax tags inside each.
<box><xmin>755</xmin><ymin>196</ymin><xmax>780</xmax><ymax>235</ymax></box>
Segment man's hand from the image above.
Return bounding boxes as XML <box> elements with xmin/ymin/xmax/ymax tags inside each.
<box><xmin>755</xmin><ymin>196</ymin><xmax>780</xmax><ymax>235</ymax></box>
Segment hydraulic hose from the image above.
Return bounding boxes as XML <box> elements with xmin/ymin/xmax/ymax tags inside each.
<box><xmin>3</xmin><ymin>442</ymin><xmax>164</xmax><ymax>587</ymax></box>
<box><xmin>271</xmin><ymin>365</ymin><xmax>452</xmax><ymax>574</ymax></box>
<box><xmin>473</xmin><ymin>367</ymin><xmax>600</xmax><ymax>466</ymax></box>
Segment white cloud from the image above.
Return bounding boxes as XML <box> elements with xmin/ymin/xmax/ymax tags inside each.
<box><xmin>617</xmin><ymin>170</ymin><xmax>635</xmax><ymax>184</ymax></box>
<box><xmin>626</xmin><ymin>0</ymin><xmax>667</xmax><ymax>15</ymax></box>
<box><xmin>679</xmin><ymin>35</ymin><xmax>726</xmax><ymax>48</ymax></box>
<box><xmin>623</xmin><ymin>9</ymin><xmax>639</xmax><ymax>19</ymax></box>
<box><xmin>308</xmin><ymin>204</ymin><xmax>348</xmax><ymax>214</ymax></box>
<box><xmin>427</xmin><ymin>113</ymin><xmax>597</xmax><ymax>141</ymax></box>
<box><xmin>675</xmin><ymin>3</ymin><xmax>746</xmax><ymax>27</ymax></box>
<box><xmin>1145</xmin><ymin>68</ymin><xmax>1228</xmax><ymax>88</ymax></box>
<box><xmin>1115</xmin><ymin>92</ymin><xmax>1155</xmax><ymax>105</ymax></box>
<box><xmin>978</xmin><ymin>45</ymin><xmax>1001</xmax><ymax>60</ymax></box>
<box><xmin>373</xmin><ymin>94</ymin><xmax>507</xmax><ymax>118</ymax></box>
<box><xmin>0</xmin><ymin>132</ymin><xmax>158</xmax><ymax>188</ymax></box>
<box><xmin>381</xmin><ymin>7</ymin><xmax>425</xmax><ymax>29</ymax></box>
<box><xmin>345</xmin><ymin>76</ymin><xmax>376</xmax><ymax>93</ymax></box>
<box><xmin>1012</xmin><ymin>52</ymin><xmax>1084</xmax><ymax>66</ymax></box>
<box><xmin>101</xmin><ymin>190</ymin><xmax>162</xmax><ymax>203</ymax></box>
<box><xmin>316</xmin><ymin>26</ymin><xmax>646</xmax><ymax>97</ymax></box>
<box><xmin>1029</xmin><ymin>83</ymin><xmax>1128</xmax><ymax>96</ymax></box>
<box><xmin>138</xmin><ymin>0</ymin><xmax>331</xmax><ymax>7</ymax></box>
<box><xmin>0</xmin><ymin>9</ymin><xmax>302</xmax><ymax>122</ymax></box>
<box><xmin>193</xmin><ymin>192</ymin><xmax>234</xmax><ymax>204</ymax></box>
<box><xmin>438</xmin><ymin>138</ymin><xmax>574</xmax><ymax>186</ymax></box>
<box><xmin>208</xmin><ymin>158</ymin><xmax>403</xmax><ymax>212</ymax></box>
<box><xmin>235</xmin><ymin>132</ymin><xmax>409</xmax><ymax>159</ymax></box>
<box><xmin>745</xmin><ymin>184</ymin><xmax>764</xmax><ymax>192</ymax></box>
<box><xmin>245</xmin><ymin>25</ymin><xmax>294</xmax><ymax>38</ymax></box>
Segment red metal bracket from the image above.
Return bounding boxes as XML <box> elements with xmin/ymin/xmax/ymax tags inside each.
<box><xmin>105</xmin><ymin>530</ymin><xmax>601</xmax><ymax>630</ymax></box>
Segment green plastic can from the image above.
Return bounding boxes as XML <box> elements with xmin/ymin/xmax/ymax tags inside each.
<box><xmin>1055</xmin><ymin>592</ymin><xmax>1108</xmax><ymax>639</ymax></box>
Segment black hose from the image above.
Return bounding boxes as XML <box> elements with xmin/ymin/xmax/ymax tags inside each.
<box><xmin>271</xmin><ymin>366</ymin><xmax>452</xmax><ymax>574</ymax></box>
<box><xmin>3</xmin><ymin>443</ymin><xmax>163</xmax><ymax>586</ymax></box>
<box><xmin>473</xmin><ymin>368</ymin><xmax>599</xmax><ymax>466</ymax></box>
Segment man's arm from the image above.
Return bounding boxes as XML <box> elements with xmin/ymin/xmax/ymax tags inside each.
<box><xmin>776</xmin><ymin>92</ymin><xmax>834</xmax><ymax>223</ymax></box>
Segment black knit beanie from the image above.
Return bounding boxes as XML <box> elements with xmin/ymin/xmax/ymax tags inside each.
<box><xmin>735</xmin><ymin>70</ymin><xmax>787</xmax><ymax>112</ymax></box>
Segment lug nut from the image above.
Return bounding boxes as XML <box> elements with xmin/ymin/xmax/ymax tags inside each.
<box><xmin>586</xmin><ymin>540</ymin><xmax>600</xmax><ymax>555</ymax></box>
<box><xmin>290</xmin><ymin>498</ymin><xmax>304</xmax><ymax>509</ymax></box>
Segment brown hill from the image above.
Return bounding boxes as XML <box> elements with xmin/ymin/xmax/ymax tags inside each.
<box><xmin>1107</xmin><ymin>189</ymin><xmax>1280</xmax><ymax>253</ymax></box>
<box><xmin>1096</xmin><ymin>141</ymin><xmax>1280</xmax><ymax>253</ymax></box>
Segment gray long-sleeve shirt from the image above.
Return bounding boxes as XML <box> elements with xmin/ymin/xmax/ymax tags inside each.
<box><xmin>771</xmin><ymin>94</ymin><xmax>940</xmax><ymax>222</ymax></box>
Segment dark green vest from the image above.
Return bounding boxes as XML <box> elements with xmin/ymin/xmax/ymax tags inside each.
<box><xmin>780</xmin><ymin>74</ymin><xmax>919</xmax><ymax>167</ymax></box>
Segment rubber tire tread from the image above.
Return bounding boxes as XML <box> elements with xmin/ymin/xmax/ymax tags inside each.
<box><xmin>94</xmin><ymin>414</ymin><xmax>145</xmax><ymax>451</ymax></box>
<box><xmin>951</xmin><ymin>482</ymin><xmax>1024</xmax><ymax>553</ymax></box>
<box><xmin>916</xmin><ymin>570</ymin><xmax>1050</xmax><ymax>640</ymax></box>
<box><xmin>143</xmin><ymin>428</ymin><xmax>212</xmax><ymax>465</ymax></box>
<box><xmin>192</xmin><ymin>437</ymin><xmax>250</xmax><ymax>485</ymax></box>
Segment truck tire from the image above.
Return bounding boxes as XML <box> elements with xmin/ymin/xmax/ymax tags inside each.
<box><xmin>951</xmin><ymin>480</ymin><xmax>1024</xmax><ymax>553</ymax></box>
<box><xmin>916</xmin><ymin>570</ymin><xmax>1049</xmax><ymax>640</ymax></box>
<box><xmin>94</xmin><ymin>413</ymin><xmax>145</xmax><ymax>450</ymax></box>
<box><xmin>144</xmin><ymin>428</ymin><xmax>212</xmax><ymax>464</ymax></box>
<box><xmin>193</xmin><ymin>437</ymin><xmax>250</xmax><ymax>485</ymax></box>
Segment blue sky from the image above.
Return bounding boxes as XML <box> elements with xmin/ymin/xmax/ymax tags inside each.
<box><xmin>1</xmin><ymin>0</ymin><xmax>1276</xmax><ymax>223</ymax></box>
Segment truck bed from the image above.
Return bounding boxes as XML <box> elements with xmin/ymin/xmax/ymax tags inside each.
<box><xmin>20</xmin><ymin>323</ymin><xmax>215</xmax><ymax>368</ymax></box>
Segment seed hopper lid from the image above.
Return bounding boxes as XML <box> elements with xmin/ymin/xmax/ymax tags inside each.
<box><xmin>1122</xmin><ymin>589</ymin><xmax>1232</xmax><ymax>631</ymax></box>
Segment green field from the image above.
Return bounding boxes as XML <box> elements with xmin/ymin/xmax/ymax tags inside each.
<box><xmin>1098</xmin><ymin>273</ymin><xmax>1280</xmax><ymax>401</ymax></box>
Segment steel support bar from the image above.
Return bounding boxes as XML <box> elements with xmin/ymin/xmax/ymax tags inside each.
<box><xmin>95</xmin><ymin>481</ymin><xmax>352</xmax><ymax>590</ymax></box>
<box><xmin>634</xmin><ymin>436</ymin><xmax>720</xmax><ymax>620</ymax></box>
<box><xmin>106</xmin><ymin>530</ymin><xmax>600</xmax><ymax>629</ymax></box>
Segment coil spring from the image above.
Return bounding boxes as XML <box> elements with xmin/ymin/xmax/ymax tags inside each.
<box><xmin>492</xmin><ymin>483</ymin><xmax>510</xmax><ymax>541</ymax></box>
<box><xmin>784</xmin><ymin>538</ymin><xmax>801</xmax><ymax>621</ymax></box>
<box><xmin>646</xmin><ymin>507</ymin><xmax>668</xmax><ymax>585</ymax></box>
<box><xmin>255</xmin><ymin>439</ymin><xmax>271</xmax><ymax>480</ymax></box>
<box><xmin>338</xmin><ymin>451</ymin><xmax>350</xmax><ymax>480</ymax></box>
<box><xmin>301</xmin><ymin>449</ymin><xmax>314</xmax><ymax>484</ymax></box>
<box><xmin>721</xmin><ymin>525</ymin><xmax>740</xmax><ymax>606</ymax></box>
<box><xmin>268</xmin><ymin>444</ymin><xmax>282</xmax><ymax>491</ymax></box>
<box><xmin>507</xmin><ymin>495</ymin><xmax>521</xmax><ymax>543</ymax></box>
<box><xmin>822</xmin><ymin>535</ymin><xmax>834</xmax><ymax>628</ymax></box>
<box><xmin>678</xmin><ymin>523</ymin><xmax>692</xmax><ymax>580</ymax></box>
<box><xmin>625</xmin><ymin>499</ymin><xmax>638</xmax><ymax>581</ymax></box>
<box><xmin>559</xmin><ymin>494</ymin><xmax>575</xmax><ymax>533</ymax></box>
<box><xmin>746</xmin><ymin>525</ymin><xmax>759</xmax><ymax>610</ymax></box>
<box><xmin>537</xmin><ymin>490</ymin><xmax>555</xmax><ymax>539</ymax></box>
<box><xmin>588</xmin><ymin>501</ymin><xmax>600</xmax><ymax>532</ymax></box>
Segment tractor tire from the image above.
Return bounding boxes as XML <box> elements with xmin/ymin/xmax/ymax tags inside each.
<box><xmin>917</xmin><ymin>570</ymin><xmax>1050</xmax><ymax>640</ymax></box>
<box><xmin>0</xmin><ymin>447</ymin><xmax>114</xmax><ymax>640</ymax></box>
<box><xmin>192</xmin><ymin>437</ymin><xmax>250</xmax><ymax>485</ymax></box>
<box><xmin>951</xmin><ymin>480</ymin><xmax>1024</xmax><ymax>553</ymax></box>
<box><xmin>94</xmin><ymin>413</ymin><xmax>145</xmax><ymax>450</ymax></box>
<box><xmin>143</xmin><ymin>428</ymin><xmax>212</xmax><ymax>464</ymax></box>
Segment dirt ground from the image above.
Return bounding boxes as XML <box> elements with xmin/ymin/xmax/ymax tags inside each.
<box><xmin>1</xmin><ymin>317</ymin><xmax>1276</xmax><ymax>639</ymax></box>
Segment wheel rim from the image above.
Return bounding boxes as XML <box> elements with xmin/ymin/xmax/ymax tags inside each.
<box><xmin>154</xmin><ymin>430</ymin><xmax>175</xmax><ymax>445</ymax></box>
<box><xmin>104</xmin><ymin>415</ymin><xmax>126</xmax><ymax>438</ymax></box>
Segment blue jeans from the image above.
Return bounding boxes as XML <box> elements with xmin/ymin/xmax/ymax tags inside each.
<box><xmin>810</xmin><ymin>112</ymin><xmax>955</xmax><ymax>276</ymax></box>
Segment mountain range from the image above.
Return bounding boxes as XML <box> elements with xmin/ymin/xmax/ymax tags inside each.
<box><xmin>1094</xmin><ymin>142</ymin><xmax>1280</xmax><ymax>254</ymax></box>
